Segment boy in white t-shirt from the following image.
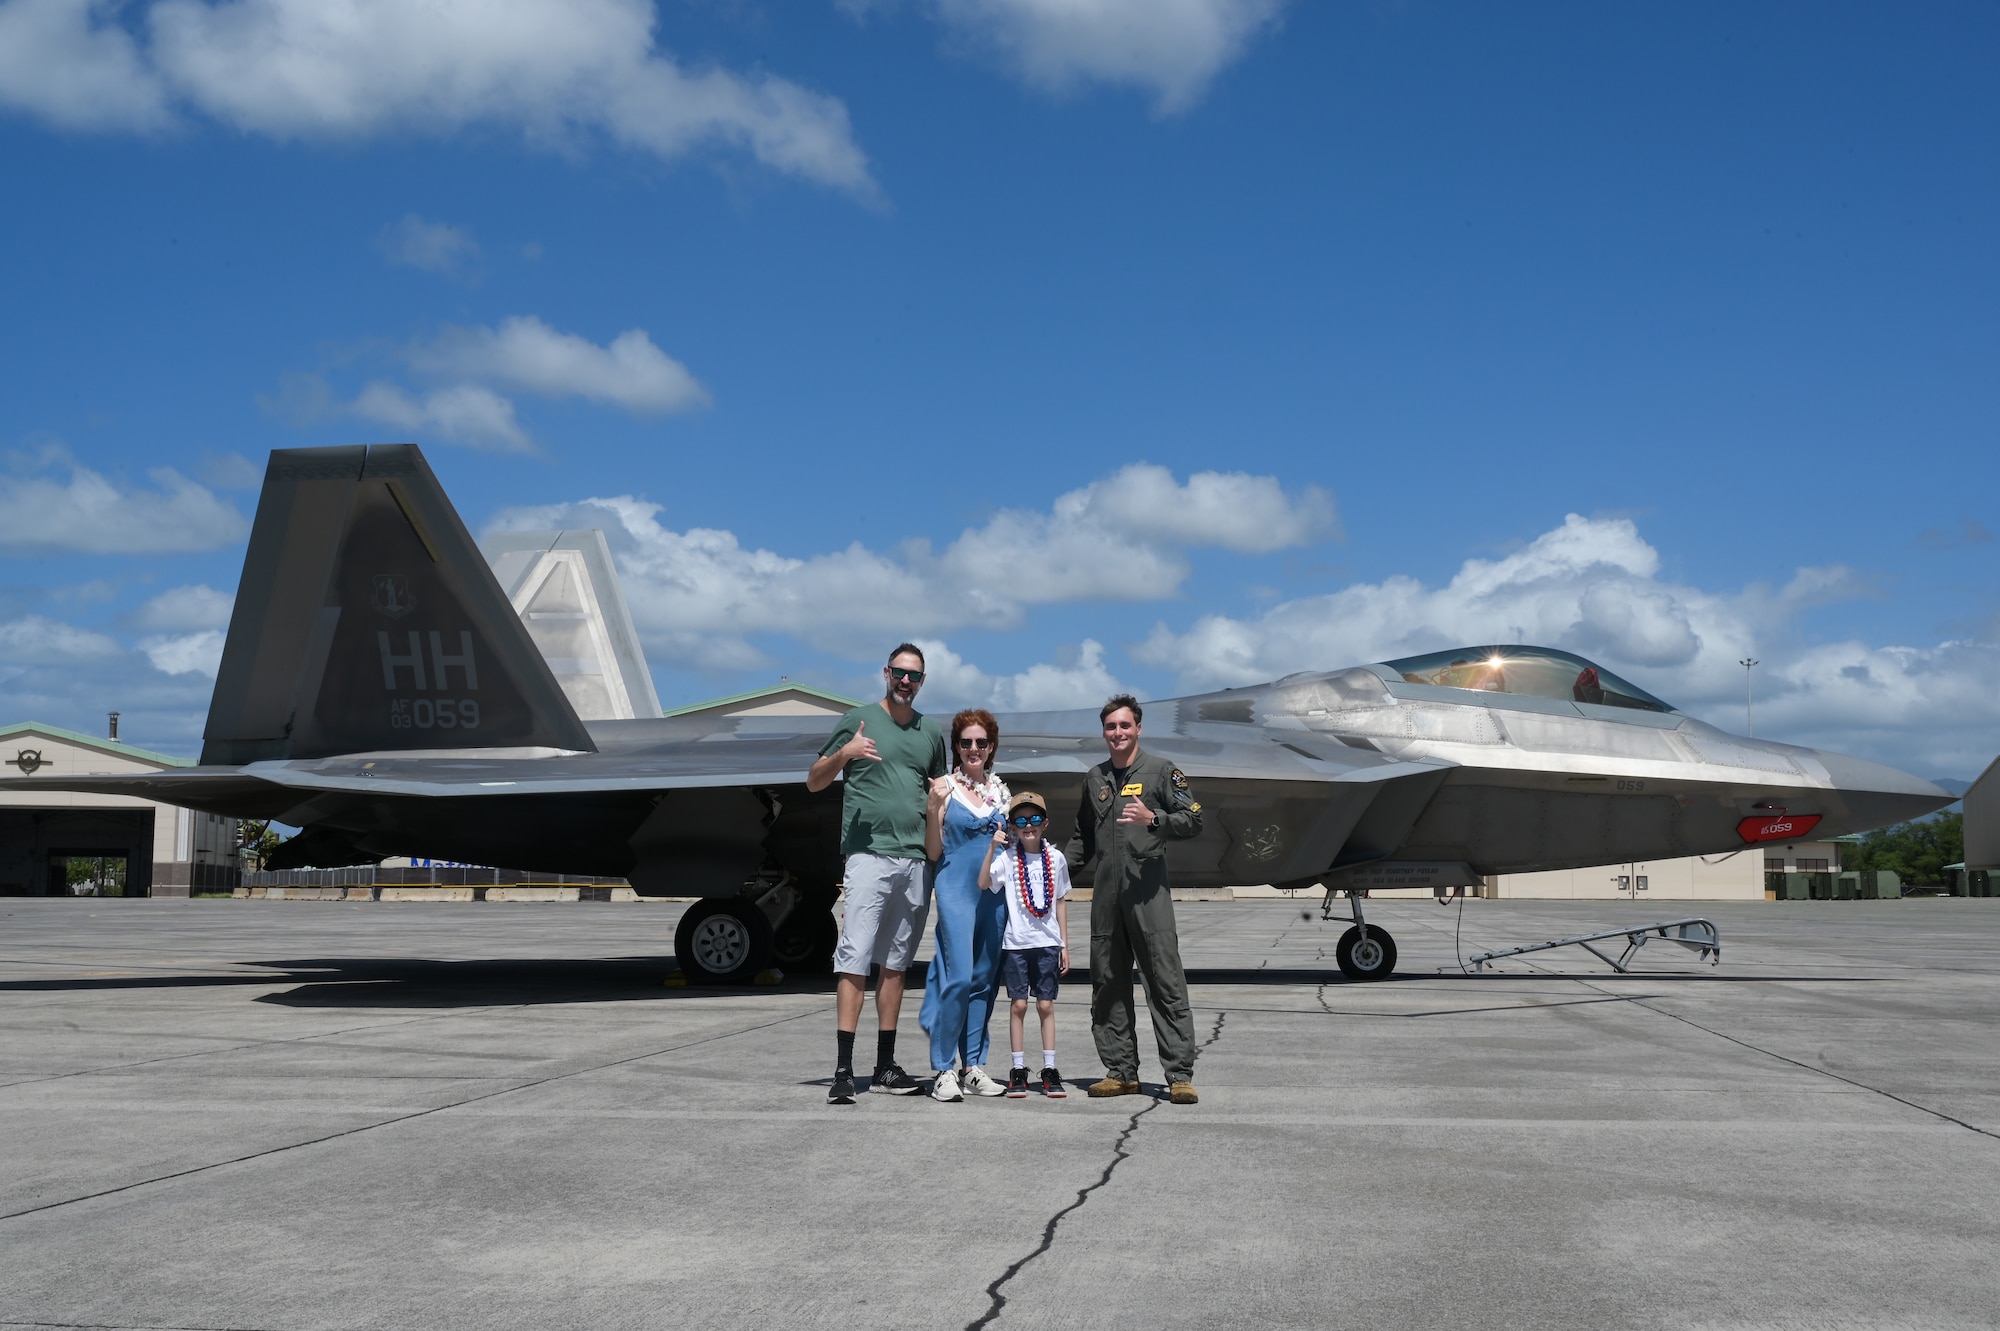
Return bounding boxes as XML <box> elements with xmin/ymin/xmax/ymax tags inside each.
<box><xmin>977</xmin><ymin>791</ymin><xmax>1072</xmax><ymax>1098</ymax></box>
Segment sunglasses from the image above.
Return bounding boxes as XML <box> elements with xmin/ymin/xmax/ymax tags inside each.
<box><xmin>887</xmin><ymin>667</ymin><xmax>925</xmax><ymax>683</ymax></box>
<box><xmin>1010</xmin><ymin>813</ymin><xmax>1046</xmax><ymax>827</ymax></box>
<box><xmin>956</xmin><ymin>737</ymin><xmax>991</xmax><ymax>749</ymax></box>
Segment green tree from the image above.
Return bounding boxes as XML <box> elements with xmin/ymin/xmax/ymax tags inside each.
<box><xmin>1846</xmin><ymin>813</ymin><xmax>1962</xmax><ymax>885</ymax></box>
<box><xmin>237</xmin><ymin>820</ymin><xmax>288</xmax><ymax>869</ymax></box>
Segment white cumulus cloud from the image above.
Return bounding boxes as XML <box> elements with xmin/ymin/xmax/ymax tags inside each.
<box><xmin>378</xmin><ymin>214</ymin><xmax>479</xmax><ymax>275</ymax></box>
<box><xmin>914</xmin><ymin>637</ymin><xmax>1126</xmax><ymax>713</ymax></box>
<box><xmin>130</xmin><ymin>583</ymin><xmax>234</xmax><ymax>632</ymax></box>
<box><xmin>349</xmin><ymin>382</ymin><xmax>533</xmax><ymax>454</ymax></box>
<box><xmin>0</xmin><ymin>0</ymin><xmax>168</xmax><ymax>129</ymax></box>
<box><xmin>272</xmin><ymin>315</ymin><xmax>708</xmax><ymax>452</ymax></box>
<box><xmin>1133</xmin><ymin>512</ymin><xmax>2000</xmax><ymax>778</ymax></box>
<box><xmin>0</xmin><ymin>0</ymin><xmax>874</xmax><ymax>194</ymax></box>
<box><xmin>920</xmin><ymin>0</ymin><xmax>1286</xmax><ymax>112</ymax></box>
<box><xmin>0</xmin><ymin>614</ymin><xmax>121</xmax><ymax>663</ymax></box>
<box><xmin>0</xmin><ymin>613</ymin><xmax>218</xmax><ymax>755</ymax></box>
<box><xmin>0</xmin><ymin>453</ymin><xmax>250</xmax><ymax>555</ymax></box>
<box><xmin>140</xmin><ymin>628</ymin><xmax>226</xmax><ymax>677</ymax></box>
<box><xmin>411</xmin><ymin>316</ymin><xmax>709</xmax><ymax>415</ymax></box>
<box><xmin>486</xmin><ymin>463</ymin><xmax>1334</xmax><ymax>668</ymax></box>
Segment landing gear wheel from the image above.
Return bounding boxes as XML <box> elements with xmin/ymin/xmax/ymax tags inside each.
<box><xmin>674</xmin><ymin>899</ymin><xmax>775</xmax><ymax>984</ymax></box>
<box><xmin>772</xmin><ymin>899</ymin><xmax>839</xmax><ymax>973</ymax></box>
<box><xmin>1336</xmin><ymin>926</ymin><xmax>1397</xmax><ymax>982</ymax></box>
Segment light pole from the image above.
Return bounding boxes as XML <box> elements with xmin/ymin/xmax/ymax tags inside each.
<box><xmin>1739</xmin><ymin>658</ymin><xmax>1759</xmax><ymax>736</ymax></box>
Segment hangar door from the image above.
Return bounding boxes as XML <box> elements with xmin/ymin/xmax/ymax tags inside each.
<box><xmin>0</xmin><ymin>809</ymin><xmax>155</xmax><ymax>897</ymax></box>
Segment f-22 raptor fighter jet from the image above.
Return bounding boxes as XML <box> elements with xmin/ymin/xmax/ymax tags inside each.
<box><xmin>2</xmin><ymin>445</ymin><xmax>1952</xmax><ymax>981</ymax></box>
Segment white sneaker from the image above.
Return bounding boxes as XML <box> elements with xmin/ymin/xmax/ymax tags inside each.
<box><xmin>961</xmin><ymin>1066</ymin><xmax>1006</xmax><ymax>1097</ymax></box>
<box><xmin>930</xmin><ymin>1068</ymin><xmax>963</xmax><ymax>1103</ymax></box>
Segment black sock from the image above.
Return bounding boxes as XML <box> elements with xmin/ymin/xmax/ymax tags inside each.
<box><xmin>835</xmin><ymin>1030</ymin><xmax>855</xmax><ymax>1074</ymax></box>
<box><xmin>876</xmin><ymin>1029</ymin><xmax>897</xmax><ymax>1071</ymax></box>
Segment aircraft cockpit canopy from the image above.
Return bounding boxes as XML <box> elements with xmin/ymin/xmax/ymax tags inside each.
<box><xmin>1381</xmin><ymin>646</ymin><xmax>1675</xmax><ymax>713</ymax></box>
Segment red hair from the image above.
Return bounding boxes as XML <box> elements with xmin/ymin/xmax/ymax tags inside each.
<box><xmin>950</xmin><ymin>708</ymin><xmax>999</xmax><ymax>769</ymax></box>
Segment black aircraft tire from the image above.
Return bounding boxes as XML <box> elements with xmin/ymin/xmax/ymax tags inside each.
<box><xmin>772</xmin><ymin>901</ymin><xmax>839</xmax><ymax>973</ymax></box>
<box><xmin>1335</xmin><ymin>926</ymin><xmax>1397</xmax><ymax>982</ymax></box>
<box><xmin>674</xmin><ymin>900</ymin><xmax>775</xmax><ymax>984</ymax></box>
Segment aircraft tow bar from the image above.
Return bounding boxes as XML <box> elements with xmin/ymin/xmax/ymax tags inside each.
<box><xmin>1462</xmin><ymin>918</ymin><xmax>1722</xmax><ymax>974</ymax></box>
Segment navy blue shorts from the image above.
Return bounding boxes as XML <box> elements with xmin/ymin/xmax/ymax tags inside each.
<box><xmin>1003</xmin><ymin>946</ymin><xmax>1061</xmax><ymax>1001</ymax></box>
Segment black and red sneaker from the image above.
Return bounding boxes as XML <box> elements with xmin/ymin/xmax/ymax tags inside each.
<box><xmin>1041</xmin><ymin>1067</ymin><xmax>1067</xmax><ymax>1098</ymax></box>
<box><xmin>1005</xmin><ymin>1067</ymin><xmax>1030</xmax><ymax>1098</ymax></box>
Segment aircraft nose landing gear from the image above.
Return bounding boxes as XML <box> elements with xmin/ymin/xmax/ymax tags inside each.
<box><xmin>1322</xmin><ymin>886</ymin><xmax>1397</xmax><ymax>982</ymax></box>
<box><xmin>1334</xmin><ymin>924</ymin><xmax>1397</xmax><ymax>981</ymax></box>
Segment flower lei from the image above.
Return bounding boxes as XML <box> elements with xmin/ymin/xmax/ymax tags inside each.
<box><xmin>1016</xmin><ymin>843</ymin><xmax>1055</xmax><ymax>919</ymax></box>
<box><xmin>952</xmin><ymin>767</ymin><xmax>1007</xmax><ymax>818</ymax></box>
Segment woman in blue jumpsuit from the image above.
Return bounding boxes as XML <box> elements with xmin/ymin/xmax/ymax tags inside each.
<box><xmin>919</xmin><ymin>708</ymin><xmax>1010</xmax><ymax>1100</ymax></box>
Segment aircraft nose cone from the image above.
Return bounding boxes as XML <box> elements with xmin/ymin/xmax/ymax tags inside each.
<box><xmin>1809</xmin><ymin>749</ymin><xmax>1957</xmax><ymax>834</ymax></box>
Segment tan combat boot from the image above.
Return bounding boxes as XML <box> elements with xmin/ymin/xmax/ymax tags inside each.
<box><xmin>1168</xmin><ymin>1080</ymin><xmax>1198</xmax><ymax>1104</ymax></box>
<box><xmin>1086</xmin><ymin>1075</ymin><xmax>1141</xmax><ymax>1097</ymax></box>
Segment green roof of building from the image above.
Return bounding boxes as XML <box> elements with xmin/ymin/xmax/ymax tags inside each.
<box><xmin>0</xmin><ymin>721</ymin><xmax>195</xmax><ymax>768</ymax></box>
<box><xmin>661</xmin><ymin>682</ymin><xmax>861</xmax><ymax>717</ymax></box>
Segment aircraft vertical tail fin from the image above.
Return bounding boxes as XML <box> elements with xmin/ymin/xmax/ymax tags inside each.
<box><xmin>202</xmin><ymin>445</ymin><xmax>596</xmax><ymax>764</ymax></box>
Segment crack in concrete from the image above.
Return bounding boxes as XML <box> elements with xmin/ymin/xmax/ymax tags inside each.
<box><xmin>0</xmin><ymin>1008</ymin><xmax>505</xmax><ymax>1092</ymax></box>
<box><xmin>0</xmin><ymin>1003</ymin><xmax>824</xmax><ymax>1224</ymax></box>
<box><xmin>1566</xmin><ymin>974</ymin><xmax>2000</xmax><ymax>1143</ymax></box>
<box><xmin>966</xmin><ymin>1011</ymin><xmax>1227</xmax><ymax>1331</ymax></box>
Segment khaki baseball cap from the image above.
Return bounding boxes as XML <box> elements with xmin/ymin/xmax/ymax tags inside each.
<box><xmin>1008</xmin><ymin>791</ymin><xmax>1047</xmax><ymax>815</ymax></box>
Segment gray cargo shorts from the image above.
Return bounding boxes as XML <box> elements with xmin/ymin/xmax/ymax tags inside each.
<box><xmin>833</xmin><ymin>853</ymin><xmax>932</xmax><ymax>977</ymax></box>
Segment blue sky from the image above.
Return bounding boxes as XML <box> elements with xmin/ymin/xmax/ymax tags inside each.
<box><xmin>1</xmin><ymin>0</ymin><xmax>1994</xmax><ymax>778</ymax></box>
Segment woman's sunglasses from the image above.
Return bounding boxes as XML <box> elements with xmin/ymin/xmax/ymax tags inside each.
<box><xmin>1010</xmin><ymin>813</ymin><xmax>1046</xmax><ymax>828</ymax></box>
<box><xmin>956</xmin><ymin>737</ymin><xmax>991</xmax><ymax>749</ymax></box>
<box><xmin>887</xmin><ymin>667</ymin><xmax>925</xmax><ymax>683</ymax></box>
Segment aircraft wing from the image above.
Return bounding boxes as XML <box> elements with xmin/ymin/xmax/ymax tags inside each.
<box><xmin>0</xmin><ymin>723</ymin><xmax>1440</xmax><ymax>802</ymax></box>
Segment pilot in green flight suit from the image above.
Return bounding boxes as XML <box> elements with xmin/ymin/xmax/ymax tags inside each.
<box><xmin>1066</xmin><ymin>694</ymin><xmax>1203</xmax><ymax>1104</ymax></box>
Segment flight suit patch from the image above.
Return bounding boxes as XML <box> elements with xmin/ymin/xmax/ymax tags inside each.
<box><xmin>1097</xmin><ymin>786</ymin><xmax>1109</xmax><ymax>801</ymax></box>
<box><xmin>1120</xmin><ymin>782</ymin><xmax>1144</xmax><ymax>797</ymax></box>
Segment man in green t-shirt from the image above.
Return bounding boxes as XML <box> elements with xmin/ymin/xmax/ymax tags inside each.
<box><xmin>806</xmin><ymin>643</ymin><xmax>949</xmax><ymax>1104</ymax></box>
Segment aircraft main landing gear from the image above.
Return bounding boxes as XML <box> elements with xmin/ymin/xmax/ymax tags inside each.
<box><xmin>771</xmin><ymin>882</ymin><xmax>839</xmax><ymax>973</ymax></box>
<box><xmin>673</xmin><ymin>874</ymin><xmax>839</xmax><ymax>983</ymax></box>
<box><xmin>1321</xmin><ymin>886</ymin><xmax>1397</xmax><ymax>982</ymax></box>
<box><xmin>673</xmin><ymin>898</ymin><xmax>774</xmax><ymax>984</ymax></box>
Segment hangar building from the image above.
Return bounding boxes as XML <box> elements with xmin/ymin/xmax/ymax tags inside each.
<box><xmin>0</xmin><ymin>722</ymin><xmax>240</xmax><ymax>897</ymax></box>
<box><xmin>1964</xmin><ymin>754</ymin><xmax>1999</xmax><ymax>871</ymax></box>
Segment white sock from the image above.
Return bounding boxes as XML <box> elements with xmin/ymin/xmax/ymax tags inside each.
<box><xmin>1043</xmin><ymin>1049</ymin><xmax>1058</xmax><ymax>1069</ymax></box>
<box><xmin>1011</xmin><ymin>1051</ymin><xmax>1026</xmax><ymax>1069</ymax></box>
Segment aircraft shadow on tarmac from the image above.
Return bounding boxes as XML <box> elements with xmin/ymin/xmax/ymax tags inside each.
<box><xmin>0</xmin><ymin>958</ymin><xmax>1886</xmax><ymax>1008</ymax></box>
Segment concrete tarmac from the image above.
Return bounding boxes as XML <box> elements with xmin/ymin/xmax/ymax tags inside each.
<box><xmin>2</xmin><ymin>896</ymin><xmax>1996</xmax><ymax>1331</ymax></box>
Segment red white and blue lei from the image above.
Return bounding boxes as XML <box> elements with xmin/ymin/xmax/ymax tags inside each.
<box><xmin>1016</xmin><ymin>844</ymin><xmax>1055</xmax><ymax>919</ymax></box>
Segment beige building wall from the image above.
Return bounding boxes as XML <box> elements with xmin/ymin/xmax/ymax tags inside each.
<box><xmin>1489</xmin><ymin>853</ymin><xmax>1761</xmax><ymax>900</ymax></box>
<box><xmin>1</xmin><ymin>724</ymin><xmax>239</xmax><ymax>896</ymax></box>
<box><xmin>1488</xmin><ymin>838</ymin><xmax>1845</xmax><ymax>900</ymax></box>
